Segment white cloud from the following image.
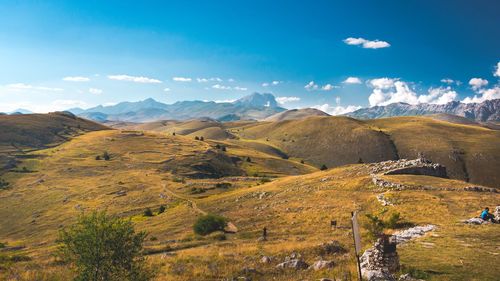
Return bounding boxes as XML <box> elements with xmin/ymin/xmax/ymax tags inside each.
<box><xmin>494</xmin><ymin>62</ymin><xmax>500</xmax><ymax>77</ymax></box>
<box><xmin>468</xmin><ymin>78</ymin><xmax>488</xmax><ymax>91</ymax></box>
<box><xmin>418</xmin><ymin>87</ymin><xmax>457</xmax><ymax>105</ymax></box>
<box><xmin>440</xmin><ymin>78</ymin><xmax>454</xmax><ymax>84</ymax></box>
<box><xmin>108</xmin><ymin>75</ymin><xmax>162</xmax><ymax>83</ymax></box>
<box><xmin>312</xmin><ymin>104</ymin><xmax>361</xmax><ymax>115</ymax></box>
<box><xmin>212</xmin><ymin>84</ymin><xmax>247</xmax><ymax>91</ymax></box>
<box><xmin>197</xmin><ymin>77</ymin><xmax>222</xmax><ymax>83</ymax></box>
<box><xmin>462</xmin><ymin>86</ymin><xmax>500</xmax><ymax>104</ymax></box>
<box><xmin>304</xmin><ymin>81</ymin><xmax>319</xmax><ymax>91</ymax></box>
<box><xmin>343</xmin><ymin>37</ymin><xmax>390</xmax><ymax>49</ymax></box>
<box><xmin>321</xmin><ymin>84</ymin><xmax>336</xmax><ymax>91</ymax></box>
<box><xmin>343</xmin><ymin>77</ymin><xmax>362</xmax><ymax>84</ymax></box>
<box><xmin>89</xmin><ymin>88</ymin><xmax>103</xmax><ymax>95</ymax></box>
<box><xmin>163</xmin><ymin>87</ymin><xmax>171</xmax><ymax>92</ymax></box>
<box><xmin>262</xmin><ymin>80</ymin><xmax>282</xmax><ymax>87</ymax></box>
<box><xmin>368</xmin><ymin>78</ymin><xmax>458</xmax><ymax>107</ymax></box>
<box><xmin>63</xmin><ymin>76</ymin><xmax>90</xmax><ymax>82</ymax></box>
<box><xmin>214</xmin><ymin>99</ymin><xmax>237</xmax><ymax>103</ymax></box>
<box><xmin>6</xmin><ymin>83</ymin><xmax>64</xmax><ymax>92</ymax></box>
<box><xmin>276</xmin><ymin>96</ymin><xmax>301</xmax><ymax>104</ymax></box>
<box><xmin>172</xmin><ymin>77</ymin><xmax>192</xmax><ymax>82</ymax></box>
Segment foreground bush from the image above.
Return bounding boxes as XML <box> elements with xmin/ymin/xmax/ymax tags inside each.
<box><xmin>193</xmin><ymin>214</ymin><xmax>227</xmax><ymax>236</ymax></box>
<box><xmin>58</xmin><ymin>211</ymin><xmax>155</xmax><ymax>281</ymax></box>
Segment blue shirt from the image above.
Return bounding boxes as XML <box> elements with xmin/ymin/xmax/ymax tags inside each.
<box><xmin>481</xmin><ymin>210</ymin><xmax>489</xmax><ymax>219</ymax></box>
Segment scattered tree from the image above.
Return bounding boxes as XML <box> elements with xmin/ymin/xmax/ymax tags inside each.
<box><xmin>0</xmin><ymin>178</ymin><xmax>9</xmax><ymax>189</ymax></box>
<box><xmin>58</xmin><ymin>211</ymin><xmax>155</xmax><ymax>281</ymax></box>
<box><xmin>221</xmin><ymin>146</ymin><xmax>227</xmax><ymax>152</ymax></box>
<box><xmin>172</xmin><ymin>132</ymin><xmax>176</xmax><ymax>136</ymax></box>
<box><xmin>193</xmin><ymin>214</ymin><xmax>227</xmax><ymax>236</ymax></box>
<box><xmin>215</xmin><ymin>144</ymin><xmax>221</xmax><ymax>149</ymax></box>
<box><xmin>158</xmin><ymin>205</ymin><xmax>166</xmax><ymax>214</ymax></box>
<box><xmin>199</xmin><ymin>136</ymin><xmax>204</xmax><ymax>141</ymax></box>
<box><xmin>194</xmin><ymin>136</ymin><xmax>200</xmax><ymax>140</ymax></box>
<box><xmin>320</xmin><ymin>164</ymin><xmax>328</xmax><ymax>171</ymax></box>
<box><xmin>95</xmin><ymin>155</ymin><xmax>101</xmax><ymax>160</ymax></box>
<box><xmin>300</xmin><ymin>160</ymin><xmax>305</xmax><ymax>164</ymax></box>
<box><xmin>246</xmin><ymin>157</ymin><xmax>252</xmax><ymax>163</ymax></box>
<box><xmin>144</xmin><ymin>208</ymin><xmax>153</xmax><ymax>217</ymax></box>
<box><xmin>358</xmin><ymin>158</ymin><xmax>364</xmax><ymax>164</ymax></box>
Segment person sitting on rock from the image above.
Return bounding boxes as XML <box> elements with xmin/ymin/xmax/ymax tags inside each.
<box><xmin>480</xmin><ymin>207</ymin><xmax>496</xmax><ymax>222</ymax></box>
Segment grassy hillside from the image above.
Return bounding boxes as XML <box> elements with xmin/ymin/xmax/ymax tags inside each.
<box><xmin>368</xmin><ymin>117</ymin><xmax>500</xmax><ymax>187</ymax></box>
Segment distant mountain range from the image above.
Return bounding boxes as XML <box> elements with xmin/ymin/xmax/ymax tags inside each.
<box><xmin>68</xmin><ymin>93</ymin><xmax>286</xmax><ymax>122</ymax></box>
<box><xmin>345</xmin><ymin>99</ymin><xmax>500</xmax><ymax>122</ymax></box>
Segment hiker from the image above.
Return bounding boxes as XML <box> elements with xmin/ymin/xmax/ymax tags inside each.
<box><xmin>480</xmin><ymin>207</ymin><xmax>496</xmax><ymax>222</ymax></box>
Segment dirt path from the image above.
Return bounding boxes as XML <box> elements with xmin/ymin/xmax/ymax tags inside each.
<box><xmin>162</xmin><ymin>183</ymin><xmax>207</xmax><ymax>215</ymax></box>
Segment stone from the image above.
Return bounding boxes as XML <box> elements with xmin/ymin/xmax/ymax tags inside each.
<box><xmin>260</xmin><ymin>256</ymin><xmax>272</xmax><ymax>264</ymax></box>
<box><xmin>310</xmin><ymin>260</ymin><xmax>335</xmax><ymax>271</ymax></box>
<box><xmin>398</xmin><ymin>273</ymin><xmax>424</xmax><ymax>281</ymax></box>
<box><xmin>392</xmin><ymin>225</ymin><xmax>436</xmax><ymax>244</ymax></box>
<box><xmin>494</xmin><ymin>206</ymin><xmax>500</xmax><ymax>221</ymax></box>
<box><xmin>463</xmin><ymin>217</ymin><xmax>489</xmax><ymax>225</ymax></box>
<box><xmin>276</xmin><ymin>259</ymin><xmax>309</xmax><ymax>270</ymax></box>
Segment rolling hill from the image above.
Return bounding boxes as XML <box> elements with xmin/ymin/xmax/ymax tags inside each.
<box><xmin>265</xmin><ymin>108</ymin><xmax>330</xmax><ymax>121</ymax></box>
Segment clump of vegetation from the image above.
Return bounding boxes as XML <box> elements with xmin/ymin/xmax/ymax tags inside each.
<box><xmin>400</xmin><ymin>265</ymin><xmax>430</xmax><ymax>280</ymax></box>
<box><xmin>194</xmin><ymin>136</ymin><xmax>200</xmax><ymax>140</ymax></box>
<box><xmin>0</xmin><ymin>242</ymin><xmax>5</xmax><ymax>248</ymax></box>
<box><xmin>172</xmin><ymin>132</ymin><xmax>176</xmax><ymax>136</ymax></box>
<box><xmin>190</xmin><ymin>187</ymin><xmax>206</xmax><ymax>194</ymax></box>
<box><xmin>199</xmin><ymin>136</ymin><xmax>204</xmax><ymax>141</ymax></box>
<box><xmin>144</xmin><ymin>208</ymin><xmax>154</xmax><ymax>217</ymax></box>
<box><xmin>58</xmin><ymin>211</ymin><xmax>155</xmax><ymax>281</ymax></box>
<box><xmin>358</xmin><ymin>157</ymin><xmax>364</xmax><ymax>163</ymax></box>
<box><xmin>193</xmin><ymin>214</ymin><xmax>227</xmax><ymax>236</ymax></box>
<box><xmin>158</xmin><ymin>205</ymin><xmax>166</xmax><ymax>214</ymax></box>
<box><xmin>172</xmin><ymin>176</ymin><xmax>185</xmax><ymax>183</ymax></box>
<box><xmin>95</xmin><ymin>155</ymin><xmax>101</xmax><ymax>160</ymax></box>
<box><xmin>215</xmin><ymin>182</ymin><xmax>232</xmax><ymax>189</ymax></box>
<box><xmin>300</xmin><ymin>159</ymin><xmax>305</xmax><ymax>164</ymax></box>
<box><xmin>320</xmin><ymin>164</ymin><xmax>328</xmax><ymax>170</ymax></box>
<box><xmin>364</xmin><ymin>211</ymin><xmax>404</xmax><ymax>239</ymax></box>
<box><xmin>260</xmin><ymin>177</ymin><xmax>271</xmax><ymax>184</ymax></box>
<box><xmin>103</xmin><ymin>151</ymin><xmax>111</xmax><ymax>161</ymax></box>
<box><xmin>246</xmin><ymin>157</ymin><xmax>252</xmax><ymax>163</ymax></box>
<box><xmin>0</xmin><ymin>178</ymin><xmax>9</xmax><ymax>190</ymax></box>
<box><xmin>207</xmin><ymin>231</ymin><xmax>226</xmax><ymax>241</ymax></box>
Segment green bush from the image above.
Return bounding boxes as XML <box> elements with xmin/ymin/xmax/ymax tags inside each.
<box><xmin>215</xmin><ymin>182</ymin><xmax>232</xmax><ymax>189</ymax></box>
<box><xmin>385</xmin><ymin>212</ymin><xmax>401</xmax><ymax>229</ymax></box>
<box><xmin>190</xmin><ymin>187</ymin><xmax>206</xmax><ymax>194</ymax></box>
<box><xmin>58</xmin><ymin>211</ymin><xmax>155</xmax><ymax>281</ymax></box>
<box><xmin>158</xmin><ymin>205</ymin><xmax>166</xmax><ymax>214</ymax></box>
<box><xmin>364</xmin><ymin>213</ymin><xmax>385</xmax><ymax>240</ymax></box>
<box><xmin>144</xmin><ymin>208</ymin><xmax>154</xmax><ymax>217</ymax></box>
<box><xmin>193</xmin><ymin>214</ymin><xmax>227</xmax><ymax>236</ymax></box>
<box><xmin>320</xmin><ymin>164</ymin><xmax>328</xmax><ymax>170</ymax></box>
<box><xmin>0</xmin><ymin>178</ymin><xmax>9</xmax><ymax>189</ymax></box>
<box><xmin>103</xmin><ymin>151</ymin><xmax>111</xmax><ymax>161</ymax></box>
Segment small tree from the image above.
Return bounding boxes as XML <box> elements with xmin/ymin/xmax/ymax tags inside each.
<box><xmin>158</xmin><ymin>205</ymin><xmax>166</xmax><ymax>214</ymax></box>
<box><xmin>95</xmin><ymin>155</ymin><xmax>101</xmax><ymax>160</ymax></box>
<box><xmin>221</xmin><ymin>146</ymin><xmax>227</xmax><ymax>152</ymax></box>
<box><xmin>199</xmin><ymin>136</ymin><xmax>204</xmax><ymax>141</ymax></box>
<box><xmin>58</xmin><ymin>211</ymin><xmax>155</xmax><ymax>281</ymax></box>
<box><xmin>300</xmin><ymin>160</ymin><xmax>305</xmax><ymax>164</ymax></box>
<box><xmin>246</xmin><ymin>157</ymin><xmax>252</xmax><ymax>163</ymax></box>
<box><xmin>144</xmin><ymin>208</ymin><xmax>153</xmax><ymax>217</ymax></box>
<box><xmin>172</xmin><ymin>132</ymin><xmax>176</xmax><ymax>136</ymax></box>
<box><xmin>215</xmin><ymin>144</ymin><xmax>221</xmax><ymax>149</ymax></box>
<box><xmin>194</xmin><ymin>136</ymin><xmax>200</xmax><ymax>140</ymax></box>
<box><xmin>320</xmin><ymin>164</ymin><xmax>328</xmax><ymax>171</ymax></box>
<box><xmin>103</xmin><ymin>151</ymin><xmax>110</xmax><ymax>161</ymax></box>
<box><xmin>358</xmin><ymin>158</ymin><xmax>364</xmax><ymax>164</ymax></box>
<box><xmin>193</xmin><ymin>214</ymin><xmax>227</xmax><ymax>236</ymax></box>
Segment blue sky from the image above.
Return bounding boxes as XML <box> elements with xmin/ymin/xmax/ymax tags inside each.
<box><xmin>0</xmin><ymin>0</ymin><xmax>499</xmax><ymax>113</ymax></box>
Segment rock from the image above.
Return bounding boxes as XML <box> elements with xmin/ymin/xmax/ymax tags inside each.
<box><xmin>494</xmin><ymin>206</ymin><xmax>500</xmax><ymax>221</ymax></box>
<box><xmin>463</xmin><ymin>217</ymin><xmax>489</xmax><ymax>225</ymax></box>
<box><xmin>115</xmin><ymin>190</ymin><xmax>127</xmax><ymax>197</ymax></box>
<box><xmin>285</xmin><ymin>252</ymin><xmax>301</xmax><ymax>261</ymax></box>
<box><xmin>317</xmin><ymin>240</ymin><xmax>347</xmax><ymax>255</ymax></box>
<box><xmin>364</xmin><ymin>269</ymin><xmax>397</xmax><ymax>281</ymax></box>
<box><xmin>260</xmin><ymin>256</ymin><xmax>272</xmax><ymax>264</ymax></box>
<box><xmin>376</xmin><ymin>193</ymin><xmax>393</xmax><ymax>206</ymax></box>
<box><xmin>276</xmin><ymin>259</ymin><xmax>309</xmax><ymax>270</ymax></box>
<box><xmin>225</xmin><ymin>222</ymin><xmax>238</xmax><ymax>233</ymax></box>
<box><xmin>398</xmin><ymin>273</ymin><xmax>424</xmax><ymax>281</ymax></box>
<box><xmin>310</xmin><ymin>260</ymin><xmax>335</xmax><ymax>271</ymax></box>
<box><xmin>392</xmin><ymin>225</ymin><xmax>436</xmax><ymax>244</ymax></box>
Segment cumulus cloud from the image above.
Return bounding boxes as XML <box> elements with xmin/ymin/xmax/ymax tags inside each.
<box><xmin>163</xmin><ymin>87</ymin><xmax>171</xmax><ymax>92</ymax></box>
<box><xmin>321</xmin><ymin>84</ymin><xmax>336</xmax><ymax>91</ymax></box>
<box><xmin>63</xmin><ymin>76</ymin><xmax>90</xmax><ymax>82</ymax></box>
<box><xmin>276</xmin><ymin>96</ymin><xmax>300</xmax><ymax>104</ymax></box>
<box><xmin>172</xmin><ymin>77</ymin><xmax>192</xmax><ymax>82</ymax></box>
<box><xmin>6</xmin><ymin>83</ymin><xmax>64</xmax><ymax>92</ymax></box>
<box><xmin>468</xmin><ymin>78</ymin><xmax>488</xmax><ymax>90</ymax></box>
<box><xmin>418</xmin><ymin>87</ymin><xmax>457</xmax><ymax>105</ymax></box>
<box><xmin>197</xmin><ymin>77</ymin><xmax>222</xmax><ymax>83</ymax></box>
<box><xmin>212</xmin><ymin>84</ymin><xmax>247</xmax><ymax>91</ymax></box>
<box><xmin>108</xmin><ymin>75</ymin><xmax>162</xmax><ymax>83</ymax></box>
<box><xmin>304</xmin><ymin>81</ymin><xmax>319</xmax><ymax>91</ymax></box>
<box><xmin>462</xmin><ymin>86</ymin><xmax>500</xmax><ymax>104</ymax></box>
<box><xmin>343</xmin><ymin>37</ymin><xmax>390</xmax><ymax>49</ymax></box>
<box><xmin>494</xmin><ymin>62</ymin><xmax>500</xmax><ymax>77</ymax></box>
<box><xmin>262</xmin><ymin>80</ymin><xmax>282</xmax><ymax>87</ymax></box>
<box><xmin>440</xmin><ymin>78</ymin><xmax>454</xmax><ymax>84</ymax></box>
<box><xmin>343</xmin><ymin>77</ymin><xmax>362</xmax><ymax>84</ymax></box>
<box><xmin>89</xmin><ymin>88</ymin><xmax>103</xmax><ymax>95</ymax></box>
<box><xmin>368</xmin><ymin>78</ymin><xmax>458</xmax><ymax>107</ymax></box>
<box><xmin>312</xmin><ymin>104</ymin><xmax>361</xmax><ymax>115</ymax></box>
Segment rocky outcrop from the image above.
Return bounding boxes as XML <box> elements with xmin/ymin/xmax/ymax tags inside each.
<box><xmin>275</xmin><ymin>259</ymin><xmax>309</xmax><ymax>270</ymax></box>
<box><xmin>392</xmin><ymin>225</ymin><xmax>436</xmax><ymax>244</ymax></box>
<box><xmin>309</xmin><ymin>260</ymin><xmax>335</xmax><ymax>271</ymax></box>
<box><xmin>370</xmin><ymin>158</ymin><xmax>447</xmax><ymax>178</ymax></box>
<box><xmin>463</xmin><ymin>218</ymin><xmax>491</xmax><ymax>225</ymax></box>
<box><xmin>372</xmin><ymin>175</ymin><xmax>497</xmax><ymax>193</ymax></box>
<box><xmin>495</xmin><ymin>206</ymin><xmax>500</xmax><ymax>221</ymax></box>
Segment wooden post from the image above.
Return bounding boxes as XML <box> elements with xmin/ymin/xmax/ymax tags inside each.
<box><xmin>351</xmin><ymin>211</ymin><xmax>363</xmax><ymax>281</ymax></box>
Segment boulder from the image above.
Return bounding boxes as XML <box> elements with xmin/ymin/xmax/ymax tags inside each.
<box><xmin>463</xmin><ymin>217</ymin><xmax>490</xmax><ymax>225</ymax></box>
<box><xmin>260</xmin><ymin>256</ymin><xmax>272</xmax><ymax>264</ymax></box>
<box><xmin>276</xmin><ymin>259</ymin><xmax>309</xmax><ymax>270</ymax></box>
<box><xmin>494</xmin><ymin>206</ymin><xmax>500</xmax><ymax>221</ymax></box>
<box><xmin>398</xmin><ymin>273</ymin><xmax>425</xmax><ymax>281</ymax></box>
<box><xmin>310</xmin><ymin>260</ymin><xmax>335</xmax><ymax>271</ymax></box>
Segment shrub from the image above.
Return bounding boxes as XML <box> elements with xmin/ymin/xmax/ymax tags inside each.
<box><xmin>95</xmin><ymin>155</ymin><xmax>101</xmax><ymax>160</ymax></box>
<box><xmin>246</xmin><ymin>157</ymin><xmax>252</xmax><ymax>163</ymax></box>
<box><xmin>190</xmin><ymin>187</ymin><xmax>206</xmax><ymax>194</ymax></box>
<box><xmin>300</xmin><ymin>160</ymin><xmax>305</xmax><ymax>164</ymax></box>
<box><xmin>193</xmin><ymin>214</ymin><xmax>227</xmax><ymax>236</ymax></box>
<box><xmin>215</xmin><ymin>144</ymin><xmax>221</xmax><ymax>149</ymax></box>
<box><xmin>364</xmin><ymin>213</ymin><xmax>385</xmax><ymax>240</ymax></box>
<box><xmin>172</xmin><ymin>132</ymin><xmax>176</xmax><ymax>136</ymax></box>
<box><xmin>0</xmin><ymin>242</ymin><xmax>5</xmax><ymax>248</ymax></box>
<box><xmin>58</xmin><ymin>211</ymin><xmax>155</xmax><ymax>281</ymax></box>
<box><xmin>207</xmin><ymin>231</ymin><xmax>226</xmax><ymax>241</ymax></box>
<box><xmin>358</xmin><ymin>158</ymin><xmax>364</xmax><ymax>164</ymax></box>
<box><xmin>144</xmin><ymin>208</ymin><xmax>154</xmax><ymax>217</ymax></box>
<box><xmin>215</xmin><ymin>182</ymin><xmax>232</xmax><ymax>189</ymax></box>
<box><xmin>199</xmin><ymin>136</ymin><xmax>204</xmax><ymax>141</ymax></box>
<box><xmin>385</xmin><ymin>212</ymin><xmax>401</xmax><ymax>229</ymax></box>
<box><xmin>320</xmin><ymin>164</ymin><xmax>328</xmax><ymax>171</ymax></box>
<box><xmin>103</xmin><ymin>151</ymin><xmax>110</xmax><ymax>161</ymax></box>
<box><xmin>221</xmin><ymin>146</ymin><xmax>227</xmax><ymax>152</ymax></box>
<box><xmin>260</xmin><ymin>177</ymin><xmax>271</xmax><ymax>183</ymax></box>
<box><xmin>0</xmin><ymin>178</ymin><xmax>9</xmax><ymax>189</ymax></box>
<box><xmin>194</xmin><ymin>136</ymin><xmax>200</xmax><ymax>140</ymax></box>
<box><xmin>158</xmin><ymin>205</ymin><xmax>166</xmax><ymax>214</ymax></box>
<box><xmin>172</xmin><ymin>177</ymin><xmax>185</xmax><ymax>183</ymax></box>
